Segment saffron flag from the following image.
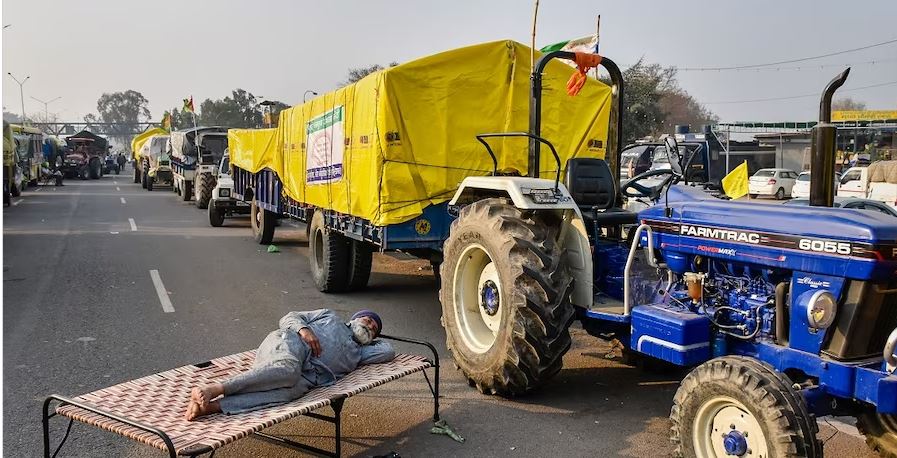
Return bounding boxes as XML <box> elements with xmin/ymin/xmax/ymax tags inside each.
<box><xmin>722</xmin><ymin>160</ymin><xmax>749</xmax><ymax>200</ymax></box>
<box><xmin>182</xmin><ymin>96</ymin><xmax>194</xmax><ymax>113</ymax></box>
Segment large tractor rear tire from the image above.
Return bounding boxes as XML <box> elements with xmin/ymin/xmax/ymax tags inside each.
<box><xmin>250</xmin><ymin>199</ymin><xmax>275</xmax><ymax>244</ymax></box>
<box><xmin>195</xmin><ymin>172</ymin><xmax>214</xmax><ymax>209</ymax></box>
<box><xmin>670</xmin><ymin>356</ymin><xmax>821</xmax><ymax>458</ymax></box>
<box><xmin>439</xmin><ymin>198</ymin><xmax>574</xmax><ymax>396</ymax></box>
<box><xmin>857</xmin><ymin>408</ymin><xmax>897</xmax><ymax>458</ymax></box>
<box><xmin>308</xmin><ymin>211</ymin><xmax>350</xmax><ymax>292</ymax></box>
<box><xmin>347</xmin><ymin>240</ymin><xmax>374</xmax><ymax>291</ymax></box>
<box><xmin>89</xmin><ymin>159</ymin><xmax>101</xmax><ymax>179</ymax></box>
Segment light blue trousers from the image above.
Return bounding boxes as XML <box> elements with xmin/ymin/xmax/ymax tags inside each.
<box><xmin>219</xmin><ymin>329</ymin><xmax>315</xmax><ymax>414</ymax></box>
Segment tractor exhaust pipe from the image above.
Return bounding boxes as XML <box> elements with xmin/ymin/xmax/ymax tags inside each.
<box><xmin>809</xmin><ymin>68</ymin><xmax>850</xmax><ymax>207</ymax></box>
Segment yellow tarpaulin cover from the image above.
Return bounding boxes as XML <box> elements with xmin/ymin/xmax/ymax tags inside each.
<box><xmin>132</xmin><ymin>128</ymin><xmax>169</xmax><ymax>161</ymax></box>
<box><xmin>722</xmin><ymin>161</ymin><xmax>749</xmax><ymax>200</ymax></box>
<box><xmin>227</xmin><ymin>128</ymin><xmax>279</xmax><ymax>174</ymax></box>
<box><xmin>242</xmin><ymin>40</ymin><xmax>612</xmax><ymax>226</ymax></box>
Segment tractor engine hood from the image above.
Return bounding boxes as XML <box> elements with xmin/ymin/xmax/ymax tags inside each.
<box><xmin>638</xmin><ymin>185</ymin><xmax>897</xmax><ymax>280</ymax></box>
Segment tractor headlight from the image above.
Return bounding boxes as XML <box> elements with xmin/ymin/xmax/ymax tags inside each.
<box><xmin>806</xmin><ymin>290</ymin><xmax>837</xmax><ymax>329</ymax></box>
<box><xmin>219</xmin><ymin>188</ymin><xmax>231</xmax><ymax>198</ymax></box>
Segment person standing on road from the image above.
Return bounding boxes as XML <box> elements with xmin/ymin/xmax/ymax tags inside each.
<box><xmin>116</xmin><ymin>152</ymin><xmax>127</xmax><ymax>171</ymax></box>
<box><xmin>185</xmin><ymin>309</ymin><xmax>394</xmax><ymax>420</ymax></box>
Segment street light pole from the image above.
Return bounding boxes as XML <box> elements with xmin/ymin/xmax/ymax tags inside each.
<box><xmin>303</xmin><ymin>90</ymin><xmax>318</xmax><ymax>103</ymax></box>
<box><xmin>7</xmin><ymin>72</ymin><xmax>30</xmax><ymax>124</ymax></box>
<box><xmin>31</xmin><ymin>96</ymin><xmax>61</xmax><ymax>130</ymax></box>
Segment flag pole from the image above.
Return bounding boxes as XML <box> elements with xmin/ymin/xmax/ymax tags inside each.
<box><xmin>593</xmin><ymin>15</ymin><xmax>601</xmax><ymax>79</ymax></box>
<box><xmin>530</xmin><ymin>0</ymin><xmax>540</xmax><ymax>69</ymax></box>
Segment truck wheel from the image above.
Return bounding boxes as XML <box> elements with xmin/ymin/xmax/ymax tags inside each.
<box><xmin>195</xmin><ymin>173</ymin><xmax>214</xmax><ymax>209</ymax></box>
<box><xmin>250</xmin><ymin>199</ymin><xmax>276</xmax><ymax>244</ymax></box>
<box><xmin>749</xmin><ymin>194</ymin><xmax>758</xmax><ymax>199</ymax></box>
<box><xmin>208</xmin><ymin>202</ymin><xmax>225</xmax><ymax>227</ymax></box>
<box><xmin>775</xmin><ymin>187</ymin><xmax>785</xmax><ymax>200</ymax></box>
<box><xmin>89</xmin><ymin>159</ymin><xmax>101</xmax><ymax>179</ymax></box>
<box><xmin>670</xmin><ymin>356</ymin><xmax>821</xmax><ymax>458</ymax></box>
<box><xmin>347</xmin><ymin>240</ymin><xmax>373</xmax><ymax>291</ymax></box>
<box><xmin>308</xmin><ymin>211</ymin><xmax>350</xmax><ymax>292</ymax></box>
<box><xmin>133</xmin><ymin>166</ymin><xmax>140</xmax><ymax>183</ymax></box>
<box><xmin>857</xmin><ymin>408</ymin><xmax>897</xmax><ymax>458</ymax></box>
<box><xmin>181</xmin><ymin>181</ymin><xmax>192</xmax><ymax>201</ymax></box>
<box><xmin>146</xmin><ymin>176</ymin><xmax>154</xmax><ymax>191</ymax></box>
<box><xmin>439</xmin><ymin>198</ymin><xmax>574</xmax><ymax>396</ymax></box>
<box><xmin>141</xmin><ymin>170</ymin><xmax>148</xmax><ymax>189</ymax></box>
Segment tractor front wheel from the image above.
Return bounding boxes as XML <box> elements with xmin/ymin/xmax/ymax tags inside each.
<box><xmin>439</xmin><ymin>198</ymin><xmax>573</xmax><ymax>396</ymax></box>
<box><xmin>208</xmin><ymin>201</ymin><xmax>225</xmax><ymax>227</ymax></box>
<box><xmin>196</xmin><ymin>172</ymin><xmax>214</xmax><ymax>209</ymax></box>
<box><xmin>857</xmin><ymin>408</ymin><xmax>897</xmax><ymax>458</ymax></box>
<box><xmin>670</xmin><ymin>356</ymin><xmax>821</xmax><ymax>458</ymax></box>
<box><xmin>89</xmin><ymin>159</ymin><xmax>101</xmax><ymax>179</ymax></box>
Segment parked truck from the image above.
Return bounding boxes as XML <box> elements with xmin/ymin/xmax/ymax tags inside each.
<box><xmin>224</xmin><ymin>42</ymin><xmax>897</xmax><ymax>456</ymax></box>
<box><xmin>169</xmin><ymin>127</ymin><xmax>229</xmax><ymax>208</ymax></box>
<box><xmin>137</xmin><ymin>134</ymin><xmax>172</xmax><ymax>191</ymax></box>
<box><xmin>838</xmin><ymin>161</ymin><xmax>897</xmax><ymax>209</ymax></box>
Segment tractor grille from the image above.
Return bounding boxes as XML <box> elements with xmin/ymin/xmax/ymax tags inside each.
<box><xmin>824</xmin><ymin>280</ymin><xmax>897</xmax><ymax>361</ymax></box>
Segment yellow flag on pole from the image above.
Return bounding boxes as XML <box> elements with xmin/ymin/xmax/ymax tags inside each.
<box><xmin>722</xmin><ymin>161</ymin><xmax>749</xmax><ymax>199</ymax></box>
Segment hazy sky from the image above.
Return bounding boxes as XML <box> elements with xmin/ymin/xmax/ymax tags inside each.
<box><xmin>2</xmin><ymin>0</ymin><xmax>896</xmax><ymax>124</ymax></box>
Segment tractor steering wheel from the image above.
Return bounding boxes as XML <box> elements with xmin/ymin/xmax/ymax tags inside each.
<box><xmin>620</xmin><ymin>168</ymin><xmax>678</xmax><ymax>199</ymax></box>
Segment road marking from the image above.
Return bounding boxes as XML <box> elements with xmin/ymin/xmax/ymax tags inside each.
<box><xmin>116</xmin><ymin>186</ymin><xmax>121</xmax><ymax>191</ymax></box>
<box><xmin>149</xmin><ymin>270</ymin><xmax>175</xmax><ymax>313</ymax></box>
<box><xmin>120</xmin><ymin>197</ymin><xmax>126</xmax><ymax>204</ymax></box>
<box><xmin>128</xmin><ymin>218</ymin><xmax>137</xmax><ymax>231</ymax></box>
<box><xmin>11</xmin><ymin>199</ymin><xmax>23</xmax><ymax>206</ymax></box>
<box><xmin>113</xmin><ymin>181</ymin><xmax>117</xmax><ymax>185</ymax></box>
<box><xmin>110</xmin><ymin>231</ymin><xmax>119</xmax><ymax>234</ymax></box>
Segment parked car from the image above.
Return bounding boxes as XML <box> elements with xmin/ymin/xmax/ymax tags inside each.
<box><xmin>789</xmin><ymin>171</ymin><xmax>841</xmax><ymax>199</ymax></box>
<box><xmin>783</xmin><ymin>196</ymin><xmax>897</xmax><ymax>217</ymax></box>
<box><xmin>748</xmin><ymin>168</ymin><xmax>798</xmax><ymax>199</ymax></box>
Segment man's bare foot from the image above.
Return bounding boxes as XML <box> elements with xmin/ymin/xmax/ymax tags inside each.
<box><xmin>191</xmin><ymin>384</ymin><xmax>221</xmax><ymax>407</ymax></box>
<box><xmin>185</xmin><ymin>400</ymin><xmax>222</xmax><ymax>421</ymax></box>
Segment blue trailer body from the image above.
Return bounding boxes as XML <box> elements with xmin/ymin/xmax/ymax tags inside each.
<box><xmin>232</xmin><ymin>164</ymin><xmax>452</xmax><ymax>252</ymax></box>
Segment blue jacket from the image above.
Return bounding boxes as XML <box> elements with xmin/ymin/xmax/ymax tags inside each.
<box><xmin>279</xmin><ymin>309</ymin><xmax>395</xmax><ymax>386</ymax></box>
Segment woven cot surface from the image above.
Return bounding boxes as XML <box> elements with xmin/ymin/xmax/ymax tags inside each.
<box><xmin>55</xmin><ymin>352</ymin><xmax>430</xmax><ymax>455</ymax></box>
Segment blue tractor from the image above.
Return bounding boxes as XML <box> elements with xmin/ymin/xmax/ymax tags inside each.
<box><xmin>442</xmin><ymin>54</ymin><xmax>897</xmax><ymax>457</ymax></box>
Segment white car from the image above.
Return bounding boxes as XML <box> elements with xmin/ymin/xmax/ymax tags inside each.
<box><xmin>749</xmin><ymin>168</ymin><xmax>798</xmax><ymax>200</ymax></box>
<box><xmin>790</xmin><ymin>171</ymin><xmax>840</xmax><ymax>199</ymax></box>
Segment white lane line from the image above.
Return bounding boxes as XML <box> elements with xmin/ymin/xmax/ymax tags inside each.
<box><xmin>128</xmin><ymin>218</ymin><xmax>137</xmax><ymax>231</ymax></box>
<box><xmin>110</xmin><ymin>231</ymin><xmax>119</xmax><ymax>234</ymax></box>
<box><xmin>11</xmin><ymin>199</ymin><xmax>23</xmax><ymax>206</ymax></box>
<box><xmin>113</xmin><ymin>181</ymin><xmax>118</xmax><ymax>185</ymax></box>
<box><xmin>120</xmin><ymin>197</ymin><xmax>127</xmax><ymax>204</ymax></box>
<box><xmin>149</xmin><ymin>270</ymin><xmax>175</xmax><ymax>313</ymax></box>
<box><xmin>116</xmin><ymin>186</ymin><xmax>121</xmax><ymax>191</ymax></box>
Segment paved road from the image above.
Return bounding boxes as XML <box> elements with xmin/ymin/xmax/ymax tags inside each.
<box><xmin>3</xmin><ymin>170</ymin><xmax>876</xmax><ymax>457</ymax></box>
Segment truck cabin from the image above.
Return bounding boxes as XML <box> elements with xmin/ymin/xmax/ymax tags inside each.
<box><xmin>196</xmin><ymin>132</ymin><xmax>228</xmax><ymax>165</ymax></box>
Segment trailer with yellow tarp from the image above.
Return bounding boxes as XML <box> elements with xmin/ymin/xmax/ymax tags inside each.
<box><xmin>233</xmin><ymin>39</ymin><xmax>612</xmax><ymax>249</ymax></box>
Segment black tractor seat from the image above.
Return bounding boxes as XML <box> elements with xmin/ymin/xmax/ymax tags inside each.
<box><xmin>565</xmin><ymin>157</ymin><xmax>638</xmax><ymax>230</ymax></box>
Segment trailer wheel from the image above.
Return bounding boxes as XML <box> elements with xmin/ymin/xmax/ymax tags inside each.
<box><xmin>141</xmin><ymin>170</ymin><xmax>148</xmax><ymax>189</ymax></box>
<box><xmin>133</xmin><ymin>164</ymin><xmax>140</xmax><ymax>183</ymax></box>
<box><xmin>857</xmin><ymin>408</ymin><xmax>897</xmax><ymax>458</ymax></box>
<box><xmin>196</xmin><ymin>172</ymin><xmax>215</xmax><ymax>209</ymax></box>
<box><xmin>250</xmin><ymin>199</ymin><xmax>275</xmax><ymax>244</ymax></box>
<box><xmin>181</xmin><ymin>181</ymin><xmax>192</xmax><ymax>201</ymax></box>
<box><xmin>439</xmin><ymin>198</ymin><xmax>574</xmax><ymax>396</ymax></box>
<box><xmin>347</xmin><ymin>240</ymin><xmax>373</xmax><ymax>291</ymax></box>
<box><xmin>208</xmin><ymin>201</ymin><xmax>225</xmax><ymax>227</ymax></box>
<box><xmin>308</xmin><ymin>211</ymin><xmax>350</xmax><ymax>292</ymax></box>
<box><xmin>89</xmin><ymin>159</ymin><xmax>101</xmax><ymax>179</ymax></box>
<box><xmin>146</xmin><ymin>175</ymin><xmax>154</xmax><ymax>191</ymax></box>
<box><xmin>670</xmin><ymin>356</ymin><xmax>821</xmax><ymax>458</ymax></box>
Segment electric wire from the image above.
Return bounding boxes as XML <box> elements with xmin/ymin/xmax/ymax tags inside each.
<box><xmin>704</xmin><ymin>80</ymin><xmax>897</xmax><ymax>105</ymax></box>
<box><xmin>670</xmin><ymin>37</ymin><xmax>897</xmax><ymax>72</ymax></box>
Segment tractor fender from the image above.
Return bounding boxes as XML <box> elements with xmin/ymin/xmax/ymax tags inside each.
<box><xmin>449</xmin><ymin>176</ymin><xmax>592</xmax><ymax>308</ymax></box>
